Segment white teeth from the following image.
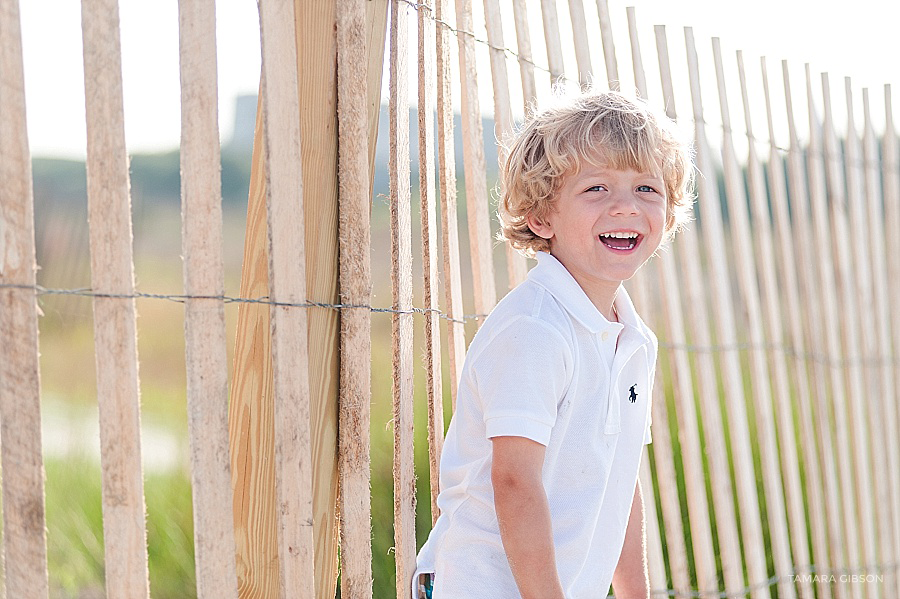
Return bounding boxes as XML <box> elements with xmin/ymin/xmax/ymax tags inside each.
<box><xmin>600</xmin><ymin>231</ymin><xmax>639</xmax><ymax>239</ymax></box>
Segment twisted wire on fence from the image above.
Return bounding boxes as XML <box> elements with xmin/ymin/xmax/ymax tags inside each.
<box><xmin>5</xmin><ymin>282</ymin><xmax>896</xmax><ymax>370</ymax></box>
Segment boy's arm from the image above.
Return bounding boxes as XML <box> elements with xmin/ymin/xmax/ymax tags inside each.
<box><xmin>611</xmin><ymin>479</ymin><xmax>650</xmax><ymax>599</ymax></box>
<box><xmin>491</xmin><ymin>435</ymin><xmax>565</xmax><ymax>599</ymax></box>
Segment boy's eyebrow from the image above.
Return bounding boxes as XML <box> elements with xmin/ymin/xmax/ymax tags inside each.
<box><xmin>571</xmin><ymin>168</ymin><xmax>664</xmax><ymax>183</ymax></box>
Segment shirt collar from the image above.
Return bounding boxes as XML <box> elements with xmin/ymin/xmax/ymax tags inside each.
<box><xmin>528</xmin><ymin>251</ymin><xmax>625</xmax><ymax>335</ymax></box>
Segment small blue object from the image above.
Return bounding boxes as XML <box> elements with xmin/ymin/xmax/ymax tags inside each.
<box><xmin>417</xmin><ymin>573</ymin><xmax>435</xmax><ymax>599</ymax></box>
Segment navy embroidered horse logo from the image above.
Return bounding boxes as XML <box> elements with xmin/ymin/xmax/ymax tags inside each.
<box><xmin>629</xmin><ymin>384</ymin><xmax>638</xmax><ymax>403</ymax></box>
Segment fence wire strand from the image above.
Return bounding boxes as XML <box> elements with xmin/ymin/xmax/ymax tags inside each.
<box><xmin>3</xmin><ymin>282</ymin><xmax>897</xmax><ymax>370</ymax></box>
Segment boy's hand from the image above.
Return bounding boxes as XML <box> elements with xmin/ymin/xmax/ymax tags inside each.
<box><xmin>491</xmin><ymin>436</ymin><xmax>565</xmax><ymax>599</ymax></box>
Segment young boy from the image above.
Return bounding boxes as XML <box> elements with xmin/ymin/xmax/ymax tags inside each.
<box><xmin>413</xmin><ymin>90</ymin><xmax>693</xmax><ymax>599</ymax></box>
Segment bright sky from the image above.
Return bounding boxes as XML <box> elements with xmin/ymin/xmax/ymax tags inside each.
<box><xmin>19</xmin><ymin>0</ymin><xmax>900</xmax><ymax>158</ymax></box>
<box><xmin>21</xmin><ymin>0</ymin><xmax>261</xmax><ymax>158</ymax></box>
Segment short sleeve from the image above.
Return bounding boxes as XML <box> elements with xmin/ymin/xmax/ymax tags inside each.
<box><xmin>472</xmin><ymin>317</ymin><xmax>572</xmax><ymax>446</ymax></box>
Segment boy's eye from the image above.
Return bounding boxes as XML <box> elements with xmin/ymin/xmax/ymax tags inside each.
<box><xmin>636</xmin><ymin>184</ymin><xmax>658</xmax><ymax>193</ymax></box>
<box><xmin>585</xmin><ymin>185</ymin><xmax>607</xmax><ymax>192</ymax></box>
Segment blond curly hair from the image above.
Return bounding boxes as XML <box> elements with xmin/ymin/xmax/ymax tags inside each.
<box><xmin>498</xmin><ymin>90</ymin><xmax>694</xmax><ymax>257</ymax></box>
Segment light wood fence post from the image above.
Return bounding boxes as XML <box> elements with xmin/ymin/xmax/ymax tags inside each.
<box><xmin>511</xmin><ymin>0</ymin><xmax>537</xmax><ymax>106</ymax></box>
<box><xmin>258</xmin><ymin>0</ymin><xmax>316</xmax><ymax>595</ymax></box>
<box><xmin>566</xmin><ymin>0</ymin><xmax>591</xmax><ymax>86</ymax></box>
<box><xmin>483</xmin><ymin>0</ymin><xmax>528</xmax><ymax>289</ymax></box>
<box><xmin>417</xmin><ymin>0</ymin><xmax>445</xmax><ymax>524</ymax></box>
<box><xmin>455</xmin><ymin>0</ymin><xmax>498</xmax><ymax>320</ymax></box>
<box><xmin>80</xmin><ymin>0</ymin><xmax>151</xmax><ymax>595</ymax></box>
<box><xmin>177</xmin><ymin>0</ymin><xmax>239</xmax><ymax>596</ymax></box>
<box><xmin>595</xmin><ymin>0</ymin><xmax>618</xmax><ymax>89</ymax></box>
<box><xmin>0</xmin><ymin>0</ymin><xmax>50</xmax><ymax>596</ymax></box>
<box><xmin>337</xmin><ymin>0</ymin><xmax>377</xmax><ymax>596</ymax></box>
<box><xmin>228</xmin><ymin>83</ymin><xmax>280</xmax><ymax>598</ymax></box>
<box><xmin>389</xmin><ymin>1</ymin><xmax>417</xmax><ymax>595</ymax></box>
<box><xmin>539</xmin><ymin>0</ymin><xmax>566</xmax><ymax>83</ymax></box>
<box><xmin>435</xmin><ymin>0</ymin><xmax>467</xmax><ymax>410</ymax></box>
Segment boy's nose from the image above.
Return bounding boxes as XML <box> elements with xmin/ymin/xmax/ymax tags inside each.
<box><xmin>608</xmin><ymin>191</ymin><xmax>640</xmax><ymax>216</ymax></box>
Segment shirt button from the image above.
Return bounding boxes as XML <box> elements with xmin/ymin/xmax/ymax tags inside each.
<box><xmin>601</xmin><ymin>331</ymin><xmax>609</xmax><ymax>341</ymax></box>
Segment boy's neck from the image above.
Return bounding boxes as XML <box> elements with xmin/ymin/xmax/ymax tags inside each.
<box><xmin>562</xmin><ymin>265</ymin><xmax>621</xmax><ymax>322</ymax></box>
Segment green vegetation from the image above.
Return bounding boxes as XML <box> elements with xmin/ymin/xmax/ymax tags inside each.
<box><xmin>45</xmin><ymin>457</ymin><xmax>195</xmax><ymax>599</ymax></box>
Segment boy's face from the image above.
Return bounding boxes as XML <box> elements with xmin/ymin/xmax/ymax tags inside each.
<box><xmin>527</xmin><ymin>161</ymin><xmax>666</xmax><ymax>304</ymax></box>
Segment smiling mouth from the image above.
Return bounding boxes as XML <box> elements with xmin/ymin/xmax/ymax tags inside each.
<box><xmin>599</xmin><ymin>231</ymin><xmax>641</xmax><ymax>251</ymax></box>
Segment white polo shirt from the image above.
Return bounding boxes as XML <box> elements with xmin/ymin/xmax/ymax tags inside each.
<box><xmin>413</xmin><ymin>251</ymin><xmax>655</xmax><ymax>598</ymax></box>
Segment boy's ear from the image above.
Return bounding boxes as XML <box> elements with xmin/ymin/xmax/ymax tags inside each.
<box><xmin>526</xmin><ymin>214</ymin><xmax>554</xmax><ymax>240</ymax></box>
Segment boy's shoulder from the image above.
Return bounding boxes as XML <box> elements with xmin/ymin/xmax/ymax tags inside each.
<box><xmin>462</xmin><ymin>280</ymin><xmax>576</xmax><ymax>395</ymax></box>
<box><xmin>467</xmin><ymin>278</ymin><xmax>576</xmax><ymax>360</ymax></box>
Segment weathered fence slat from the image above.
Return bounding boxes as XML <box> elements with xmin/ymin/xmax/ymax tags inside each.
<box><xmin>653</xmin><ymin>25</ymin><xmax>720</xmax><ymax>597</ymax></box>
<box><xmin>625</xmin><ymin>8</ymin><xmax>646</xmax><ymax>100</ymax></box>
<box><xmin>177</xmin><ymin>0</ymin><xmax>239</xmax><ymax>596</ymax></box>
<box><xmin>416</xmin><ymin>0</ymin><xmax>445</xmax><ymax>524</ymax></box>
<box><xmin>435</xmin><ymin>0</ymin><xmax>466</xmax><ymax>409</ymax></box>
<box><xmin>455</xmin><ymin>0</ymin><xmax>497</xmax><ymax>319</ymax></box>
<box><xmin>864</xmin><ymin>89</ymin><xmax>900</xmax><ymax>596</ymax></box>
<box><xmin>539</xmin><ymin>0</ymin><xmax>566</xmax><ymax>83</ymax></box>
<box><xmin>258</xmin><ymin>0</ymin><xmax>316</xmax><ymax>595</ymax></box>
<box><xmin>756</xmin><ymin>57</ymin><xmax>825</xmax><ymax>599</ymax></box>
<box><xmin>711</xmin><ymin>40</ymin><xmax>795</xmax><ymax>599</ymax></box>
<box><xmin>840</xmin><ymin>80</ymin><xmax>887</xmax><ymax>598</ymax></box>
<box><xmin>566</xmin><ymin>0</ymin><xmax>591</xmax><ymax>85</ymax></box>
<box><xmin>337</xmin><ymin>0</ymin><xmax>376</xmax><ymax>596</ymax></box>
<box><xmin>595</xmin><ymin>0</ymin><xmax>618</xmax><ymax>89</ymax></box>
<box><xmin>882</xmin><ymin>85</ymin><xmax>900</xmax><ymax>598</ymax></box>
<box><xmin>80</xmin><ymin>0</ymin><xmax>151</xmax><ymax>595</ymax></box>
<box><xmin>389</xmin><ymin>1</ymin><xmax>417</xmax><ymax>594</ymax></box>
<box><xmin>0</xmin><ymin>0</ymin><xmax>50</xmax><ymax>596</ymax></box>
<box><xmin>483</xmin><ymin>0</ymin><xmax>528</xmax><ymax>290</ymax></box>
<box><xmin>807</xmin><ymin>70</ymin><xmax>864</xmax><ymax>596</ymax></box>
<box><xmin>511</xmin><ymin>0</ymin><xmax>537</xmax><ymax>107</ymax></box>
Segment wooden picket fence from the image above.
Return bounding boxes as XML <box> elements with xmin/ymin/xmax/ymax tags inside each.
<box><xmin>1</xmin><ymin>0</ymin><xmax>899</xmax><ymax>598</ymax></box>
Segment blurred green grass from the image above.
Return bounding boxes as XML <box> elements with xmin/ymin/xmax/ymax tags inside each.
<box><xmin>45</xmin><ymin>457</ymin><xmax>195</xmax><ymax>599</ymax></box>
